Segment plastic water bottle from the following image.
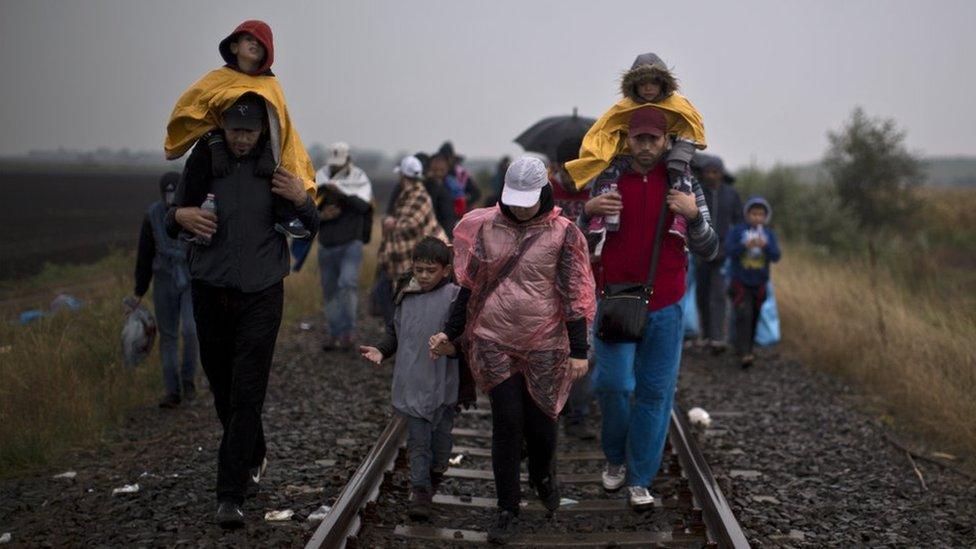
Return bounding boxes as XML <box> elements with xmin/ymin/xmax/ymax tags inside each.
<box><xmin>198</xmin><ymin>193</ymin><xmax>216</xmax><ymax>246</ymax></box>
<box><xmin>604</xmin><ymin>182</ymin><xmax>620</xmax><ymax>232</ymax></box>
<box><xmin>747</xmin><ymin>224</ymin><xmax>765</xmax><ymax>259</ymax></box>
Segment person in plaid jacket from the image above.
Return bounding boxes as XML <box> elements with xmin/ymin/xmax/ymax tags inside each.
<box><xmin>379</xmin><ymin>156</ymin><xmax>449</xmax><ymax>285</ymax></box>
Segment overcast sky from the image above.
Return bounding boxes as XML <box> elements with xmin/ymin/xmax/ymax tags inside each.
<box><xmin>1</xmin><ymin>0</ymin><xmax>974</xmax><ymax>169</ymax></box>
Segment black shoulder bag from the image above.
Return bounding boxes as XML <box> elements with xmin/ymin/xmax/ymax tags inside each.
<box><xmin>595</xmin><ymin>183</ymin><xmax>671</xmax><ymax>343</ymax></box>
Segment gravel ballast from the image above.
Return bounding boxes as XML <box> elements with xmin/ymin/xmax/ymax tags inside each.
<box><xmin>3</xmin><ymin>313</ymin><xmax>974</xmax><ymax>547</ymax></box>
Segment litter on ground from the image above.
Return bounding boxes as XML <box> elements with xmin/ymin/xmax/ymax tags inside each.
<box><xmin>264</xmin><ymin>509</ymin><xmax>295</xmax><ymax>521</ymax></box>
<box><xmin>112</xmin><ymin>483</ymin><xmax>140</xmax><ymax>495</ymax></box>
<box><xmin>687</xmin><ymin>407</ymin><xmax>712</xmax><ymax>427</ymax></box>
<box><xmin>307</xmin><ymin>505</ymin><xmax>331</xmax><ymax>521</ymax></box>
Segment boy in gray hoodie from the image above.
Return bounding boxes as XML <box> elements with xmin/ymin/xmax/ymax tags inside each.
<box><xmin>360</xmin><ymin>237</ymin><xmax>461</xmax><ymax>521</ymax></box>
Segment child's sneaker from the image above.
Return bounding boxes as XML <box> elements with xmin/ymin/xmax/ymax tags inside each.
<box><xmin>668</xmin><ymin>214</ymin><xmax>687</xmax><ymax>240</ymax></box>
<box><xmin>275</xmin><ymin>218</ymin><xmax>311</xmax><ymax>239</ymax></box>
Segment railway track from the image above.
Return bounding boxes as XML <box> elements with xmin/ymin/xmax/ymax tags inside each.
<box><xmin>307</xmin><ymin>401</ymin><xmax>748</xmax><ymax>548</ymax></box>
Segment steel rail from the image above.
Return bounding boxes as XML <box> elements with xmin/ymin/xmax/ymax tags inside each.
<box><xmin>308</xmin><ymin>405</ymin><xmax>750</xmax><ymax>548</ymax></box>
<box><xmin>305</xmin><ymin>415</ymin><xmax>406</xmax><ymax>549</ymax></box>
<box><xmin>670</xmin><ymin>405</ymin><xmax>751</xmax><ymax>548</ymax></box>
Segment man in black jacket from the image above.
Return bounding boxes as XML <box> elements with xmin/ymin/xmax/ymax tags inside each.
<box><xmin>165</xmin><ymin>94</ymin><xmax>318</xmax><ymax>528</ymax></box>
<box><xmin>691</xmin><ymin>154</ymin><xmax>742</xmax><ymax>352</ymax></box>
<box><xmin>314</xmin><ymin>142</ymin><xmax>373</xmax><ymax>351</ymax></box>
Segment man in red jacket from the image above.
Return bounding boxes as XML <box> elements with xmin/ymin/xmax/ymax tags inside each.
<box><xmin>579</xmin><ymin>107</ymin><xmax>719</xmax><ymax>510</ymax></box>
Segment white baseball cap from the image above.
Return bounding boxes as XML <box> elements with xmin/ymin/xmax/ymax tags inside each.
<box><xmin>501</xmin><ymin>155</ymin><xmax>548</xmax><ymax>207</ymax></box>
<box><xmin>394</xmin><ymin>155</ymin><xmax>424</xmax><ymax>180</ymax></box>
<box><xmin>326</xmin><ymin>142</ymin><xmax>350</xmax><ymax>166</ymax></box>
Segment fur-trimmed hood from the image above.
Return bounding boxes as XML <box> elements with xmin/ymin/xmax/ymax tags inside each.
<box><xmin>620</xmin><ymin>53</ymin><xmax>678</xmax><ymax>103</ymax></box>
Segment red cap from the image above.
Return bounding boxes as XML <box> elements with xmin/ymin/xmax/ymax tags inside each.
<box><xmin>627</xmin><ymin>107</ymin><xmax>667</xmax><ymax>138</ymax></box>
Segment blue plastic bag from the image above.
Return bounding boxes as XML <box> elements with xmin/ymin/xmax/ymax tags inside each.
<box><xmin>755</xmin><ymin>280</ymin><xmax>780</xmax><ymax>346</ymax></box>
<box><xmin>290</xmin><ymin>238</ymin><xmax>313</xmax><ymax>272</ymax></box>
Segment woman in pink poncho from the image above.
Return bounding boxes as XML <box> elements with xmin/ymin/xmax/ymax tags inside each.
<box><xmin>431</xmin><ymin>156</ymin><xmax>595</xmax><ymax>543</ymax></box>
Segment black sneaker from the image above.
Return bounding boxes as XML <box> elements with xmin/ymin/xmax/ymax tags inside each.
<box><xmin>533</xmin><ymin>475</ymin><xmax>560</xmax><ymax>513</ymax></box>
<box><xmin>215</xmin><ymin>501</ymin><xmax>245</xmax><ymax>529</ymax></box>
<box><xmin>158</xmin><ymin>393</ymin><xmax>181</xmax><ymax>409</ymax></box>
<box><xmin>740</xmin><ymin>354</ymin><xmax>755</xmax><ymax>369</ymax></box>
<box><xmin>181</xmin><ymin>381</ymin><xmax>197</xmax><ymax>402</ymax></box>
<box><xmin>487</xmin><ymin>509</ymin><xmax>520</xmax><ymax>545</ymax></box>
<box><xmin>274</xmin><ymin>218</ymin><xmax>311</xmax><ymax>239</ymax></box>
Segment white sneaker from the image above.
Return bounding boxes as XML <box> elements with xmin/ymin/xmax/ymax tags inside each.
<box><xmin>627</xmin><ymin>485</ymin><xmax>655</xmax><ymax>510</ymax></box>
<box><xmin>602</xmin><ymin>462</ymin><xmax>626</xmax><ymax>492</ymax></box>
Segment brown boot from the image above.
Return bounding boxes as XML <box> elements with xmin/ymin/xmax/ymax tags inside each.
<box><xmin>408</xmin><ymin>486</ymin><xmax>432</xmax><ymax>521</ymax></box>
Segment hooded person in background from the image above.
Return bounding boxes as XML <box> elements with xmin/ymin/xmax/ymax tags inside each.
<box><xmin>439</xmin><ymin>141</ymin><xmax>482</xmax><ymax>212</ymax></box>
<box><xmin>132</xmin><ymin>172</ymin><xmax>198</xmax><ymax>409</ymax></box>
<box><xmin>691</xmin><ymin>153</ymin><xmax>742</xmax><ymax>352</ymax></box>
<box><xmin>725</xmin><ymin>197</ymin><xmax>780</xmax><ymax>368</ymax></box>
<box><xmin>315</xmin><ymin>142</ymin><xmax>373</xmax><ymax>351</ymax></box>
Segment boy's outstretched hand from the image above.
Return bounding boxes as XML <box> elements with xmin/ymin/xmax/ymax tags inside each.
<box><xmin>569</xmin><ymin>358</ymin><xmax>588</xmax><ymax>381</ymax></box>
<box><xmin>359</xmin><ymin>345</ymin><xmax>383</xmax><ymax>365</ymax></box>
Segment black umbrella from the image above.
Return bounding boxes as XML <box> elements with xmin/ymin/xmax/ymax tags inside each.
<box><xmin>514</xmin><ymin>107</ymin><xmax>595</xmax><ymax>163</ymax></box>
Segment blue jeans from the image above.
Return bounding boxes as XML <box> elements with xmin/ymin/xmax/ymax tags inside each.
<box><xmin>403</xmin><ymin>405</ymin><xmax>456</xmax><ymax>488</ymax></box>
<box><xmin>317</xmin><ymin>240</ymin><xmax>364</xmax><ymax>339</ymax></box>
<box><xmin>592</xmin><ymin>303</ymin><xmax>684</xmax><ymax>487</ymax></box>
<box><xmin>152</xmin><ymin>274</ymin><xmax>198</xmax><ymax>396</ymax></box>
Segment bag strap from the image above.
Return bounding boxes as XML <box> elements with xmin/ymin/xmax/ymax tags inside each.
<box><xmin>644</xmin><ymin>182</ymin><xmax>673</xmax><ymax>293</ymax></box>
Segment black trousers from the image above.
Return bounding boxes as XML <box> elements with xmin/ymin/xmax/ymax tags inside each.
<box><xmin>191</xmin><ymin>280</ymin><xmax>283</xmax><ymax>504</ymax></box>
<box><xmin>489</xmin><ymin>373</ymin><xmax>557</xmax><ymax>513</ymax></box>
<box><xmin>730</xmin><ymin>281</ymin><xmax>765</xmax><ymax>356</ymax></box>
<box><xmin>695</xmin><ymin>258</ymin><xmax>728</xmax><ymax>341</ymax></box>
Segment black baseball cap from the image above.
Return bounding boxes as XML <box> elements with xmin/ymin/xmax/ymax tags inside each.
<box><xmin>222</xmin><ymin>93</ymin><xmax>266</xmax><ymax>131</ymax></box>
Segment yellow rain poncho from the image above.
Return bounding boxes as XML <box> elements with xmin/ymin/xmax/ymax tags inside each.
<box><xmin>165</xmin><ymin>67</ymin><xmax>315</xmax><ymax>196</ymax></box>
<box><xmin>566</xmin><ymin>53</ymin><xmax>707</xmax><ymax>189</ymax></box>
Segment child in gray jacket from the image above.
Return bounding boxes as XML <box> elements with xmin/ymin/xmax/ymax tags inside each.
<box><xmin>360</xmin><ymin>237</ymin><xmax>461</xmax><ymax>521</ymax></box>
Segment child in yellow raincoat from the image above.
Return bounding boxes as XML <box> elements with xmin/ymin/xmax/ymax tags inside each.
<box><xmin>566</xmin><ymin>53</ymin><xmax>706</xmax><ymax>240</ymax></box>
<box><xmin>164</xmin><ymin>20</ymin><xmax>316</xmax><ymax>239</ymax></box>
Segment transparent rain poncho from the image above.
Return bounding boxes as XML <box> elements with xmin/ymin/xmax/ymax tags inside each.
<box><xmin>452</xmin><ymin>206</ymin><xmax>596</xmax><ymax>419</ymax></box>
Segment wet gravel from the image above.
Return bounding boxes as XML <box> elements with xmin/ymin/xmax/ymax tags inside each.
<box><xmin>4</xmin><ymin>309</ymin><xmax>976</xmax><ymax>548</ymax></box>
<box><xmin>0</xmin><ymin>311</ymin><xmax>394</xmax><ymax>548</ymax></box>
<box><xmin>677</xmin><ymin>345</ymin><xmax>976</xmax><ymax>547</ymax></box>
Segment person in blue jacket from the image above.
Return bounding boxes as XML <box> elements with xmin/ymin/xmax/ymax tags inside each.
<box><xmin>725</xmin><ymin>197</ymin><xmax>781</xmax><ymax>368</ymax></box>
